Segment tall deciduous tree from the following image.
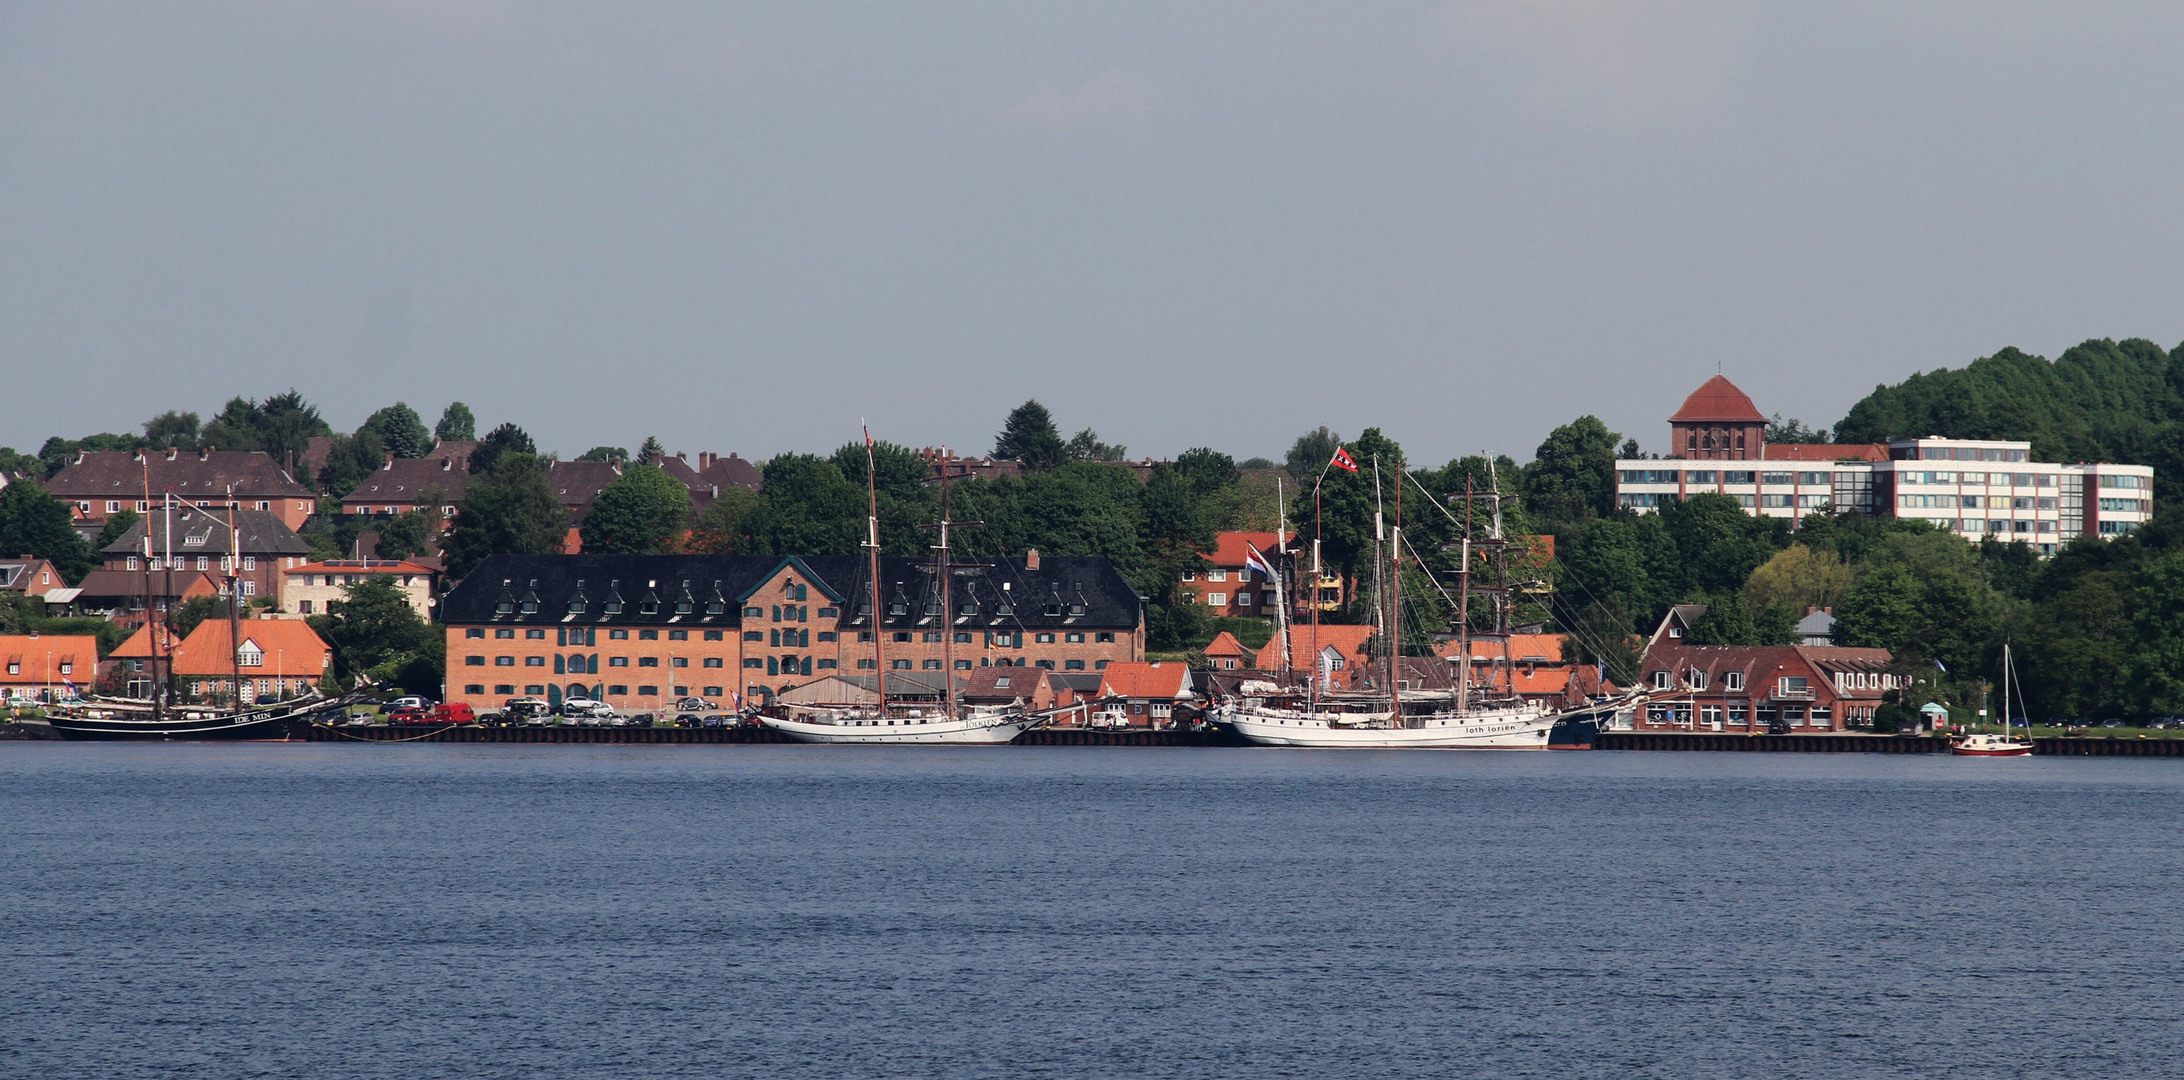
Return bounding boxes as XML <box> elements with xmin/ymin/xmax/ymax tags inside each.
<box><xmin>994</xmin><ymin>400</ymin><xmax>1066</xmax><ymax>470</ymax></box>
<box><xmin>580</xmin><ymin>464</ymin><xmax>692</xmax><ymax>554</ymax></box>
<box><xmin>1522</xmin><ymin>415</ymin><xmax>1620</xmax><ymax>526</ymax></box>
<box><xmin>1743</xmin><ymin>545</ymin><xmax>1854</xmax><ymax>617</ymax></box>
<box><xmin>467</xmin><ymin>423</ymin><xmax>537</xmax><ymax>476</ymax></box>
<box><xmin>750</xmin><ymin>454</ymin><xmax>865</xmax><ymax>556</ymax></box>
<box><xmin>442</xmin><ymin>452</ymin><xmax>571</xmax><ymax>578</ymax></box>
<box><xmin>309</xmin><ymin>575</ymin><xmax>438</xmax><ymax>690</ymax></box>
<box><xmin>316</xmin><ymin>430</ymin><xmax>385</xmax><ymax>499</ymax></box>
<box><xmin>143</xmin><ymin>411</ymin><xmax>201</xmax><ymax>450</ymax></box>
<box><xmin>1283</xmin><ymin>426</ymin><xmax>1342</xmax><ymax>487</ymax></box>
<box><xmin>435</xmin><ymin>402</ymin><xmax>476</xmax><ymax>442</ymax></box>
<box><xmin>0</xmin><ymin>479</ymin><xmax>95</xmax><ymax>583</ymax></box>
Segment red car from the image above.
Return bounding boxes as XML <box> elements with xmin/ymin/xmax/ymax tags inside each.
<box><xmin>427</xmin><ymin>703</ymin><xmax>475</xmax><ymax>725</ymax></box>
<box><xmin>386</xmin><ymin>706</ymin><xmax>427</xmax><ymax>724</ymax></box>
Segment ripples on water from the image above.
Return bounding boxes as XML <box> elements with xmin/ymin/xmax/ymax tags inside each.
<box><xmin>4</xmin><ymin>745</ymin><xmax>2181</xmax><ymax>1079</ymax></box>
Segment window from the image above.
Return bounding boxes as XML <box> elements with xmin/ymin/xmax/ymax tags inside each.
<box><xmin>817</xmin><ymin>632</ymin><xmax>836</xmax><ymax>642</ymax></box>
<box><xmin>1096</xmin><ymin>632</ymin><xmax>1115</xmax><ymax>643</ymax></box>
<box><xmin>466</xmin><ymin>656</ymin><xmax>485</xmax><ymax>666</ymax></box>
<box><xmin>922</xmin><ymin>659</ymin><xmax>942</xmax><ymax>669</ymax></box>
<box><xmin>526</xmin><ymin>628</ymin><xmax>545</xmax><ymax>639</ymax></box>
<box><xmin>818</xmin><ymin>659</ymin><xmax>837</xmax><ymax>670</ymax></box>
<box><xmin>1206</xmin><ymin>593</ymin><xmax>1227</xmax><ymax>606</ymax></box>
<box><xmin>1036</xmin><ymin>660</ymin><xmax>1055</xmax><ymax>670</ymax></box>
<box><xmin>857</xmin><ymin>659</ymin><xmax>876</xmax><ymax>669</ymax></box>
<box><xmin>892</xmin><ymin>659</ymin><xmax>911</xmax><ymax>669</ymax></box>
<box><xmin>703</xmin><ymin>657</ymin><xmax>723</xmax><ymax>668</ymax></box>
<box><xmin>495</xmin><ymin>656</ymin><xmax>515</xmax><ymax>667</ymax></box>
<box><xmin>1761</xmin><ymin>472</ymin><xmax>1792</xmax><ymax>485</ymax></box>
<box><xmin>1724</xmin><ymin>671</ymin><xmax>1744</xmax><ymax>691</ymax></box>
<box><xmin>1181</xmin><ymin>571</ymin><xmax>1196</xmax><ymax>582</ymax></box>
<box><xmin>1207</xmin><ymin>570</ymin><xmax>1227</xmax><ymax>582</ymax></box>
<box><xmin>1961</xmin><ymin>496</ymin><xmax>1981</xmax><ymax>509</ymax></box>
<box><xmin>495</xmin><ymin>628</ymin><xmax>515</xmax><ymax>639</ymax></box>
<box><xmin>243</xmin><ymin>556</ymin><xmax>257</xmax><ymax>571</ymax></box>
<box><xmin>1066</xmin><ymin>632</ymin><xmax>1085</xmax><ymax>643</ymax></box>
<box><xmin>1236</xmin><ymin>593</ymin><xmax>1253</xmax><ymax>607</ymax></box>
<box><xmin>1779</xmin><ymin>676</ymin><xmax>1809</xmax><ymax>694</ymax></box>
<box><xmin>744</xmin><ymin>658</ymin><xmax>763</xmax><ymax>668</ymax></box>
<box><xmin>893</xmin><ymin>632</ymin><xmax>912</xmax><ymax>643</ymax></box>
<box><xmin>818</xmin><ymin>607</ymin><xmax>838</xmax><ymax>619</ymax></box>
<box><xmin>1723</xmin><ymin>471</ymin><xmax>1754</xmax><ymax>484</ymax></box>
<box><xmin>1650</xmin><ymin>670</ymin><xmax>1671</xmax><ymax>690</ymax></box>
<box><xmin>1065</xmin><ymin>660</ymin><xmax>1086</xmax><ymax>670</ymax></box>
<box><xmin>668</xmin><ymin>630</ymin><xmax>688</xmax><ymax>641</ymax></box>
<box><xmin>703</xmin><ymin>630</ymin><xmax>723</xmax><ymax>641</ymax></box>
<box><xmin>609</xmin><ymin>629</ymin><xmax>629</xmax><ymax>640</ymax></box>
<box><xmin>525</xmin><ymin>657</ymin><xmax>544</xmax><ymax>667</ymax></box>
<box><xmin>1687</xmin><ymin>669</ymin><xmax>1707</xmax><ymax>690</ymax></box>
<box><xmin>744</xmin><ymin>631</ymin><xmax>763</xmax><ymax>642</ymax></box>
<box><xmin>1796</xmin><ymin>472</ymin><xmax>1831</xmax><ymax>486</ymax></box>
<box><xmin>744</xmin><ymin>606</ymin><xmax>763</xmax><ymax>618</ymax></box>
<box><xmin>609</xmin><ymin>657</ymin><xmax>630</xmax><ymax>667</ymax></box>
<box><xmin>196</xmin><ymin>556</ymin><xmax>209</xmax><ymax>571</ymax></box>
<box><xmin>465</xmin><ymin>684</ymin><xmax>485</xmax><ymax>695</ymax></box>
<box><xmin>639</xmin><ymin>629</ymin><xmax>659</xmax><ymax>640</ymax></box>
<box><xmin>608</xmin><ymin>685</ymin><xmax>629</xmax><ymax>695</ymax></box>
<box><xmin>495</xmin><ymin>684</ymin><xmax>515</xmax><ymax>695</ymax></box>
<box><xmin>636</xmin><ymin>685</ymin><xmax>659</xmax><ymax>695</ymax></box>
<box><xmin>954</xmin><ymin>660</ymin><xmax>972</xmax><ymax>669</ymax></box>
<box><xmin>1728</xmin><ymin>703</ymin><xmax>1747</xmax><ymax>725</ymax></box>
<box><xmin>955</xmin><ymin>632</ymin><xmax>973</xmax><ymax>643</ymax></box>
<box><xmin>468</xmin><ymin>627</ymin><xmax>485</xmax><ymax>639</ymax></box>
<box><xmin>1036</xmin><ymin>632</ymin><xmax>1057</xmax><ymax>644</ymax></box>
<box><xmin>703</xmin><ymin>686</ymin><xmax>723</xmax><ymax>697</ymax></box>
<box><xmin>1095</xmin><ymin>660</ymin><xmax>1109</xmax><ymax>669</ymax></box>
<box><xmin>1760</xmin><ymin>494</ymin><xmax>1793</xmax><ymax>508</ymax></box>
<box><xmin>637</xmin><ymin>657</ymin><xmax>660</xmax><ymax>668</ymax></box>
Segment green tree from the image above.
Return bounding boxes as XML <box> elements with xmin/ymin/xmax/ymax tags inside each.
<box><xmin>442</xmin><ymin>452</ymin><xmax>571</xmax><ymax>578</ymax></box>
<box><xmin>1561</xmin><ymin>599</ymin><xmax>1642</xmax><ymax>686</ymax></box>
<box><xmin>1066</xmin><ymin>428</ymin><xmax>1128</xmax><ymax>461</ymax></box>
<box><xmin>2122</xmin><ymin>550</ymin><xmax>2184</xmax><ymax>716</ymax></box>
<box><xmin>1283</xmin><ymin>426</ymin><xmax>1342</xmax><ymax>486</ymax></box>
<box><xmin>309</xmin><ymin>576</ymin><xmax>435</xmax><ymax>689</ymax></box>
<box><xmin>360</xmin><ymin>403</ymin><xmax>432</xmax><ymax>459</ymax></box>
<box><xmin>0</xmin><ymin>447</ymin><xmax>43</xmax><ymax>480</ymax></box>
<box><xmin>829</xmin><ymin>440</ymin><xmax>936</xmax><ymax>556</ymax></box>
<box><xmin>1834</xmin><ymin>565</ymin><xmax>1923</xmax><ymax>653</ymax></box>
<box><xmin>1173</xmin><ymin>448</ymin><xmax>1239</xmax><ymax>496</ymax></box>
<box><xmin>467</xmin><ymin>423</ymin><xmax>536</xmax><ymax>475</ymax></box>
<box><xmin>39</xmin><ymin>432</ymin><xmax>145</xmax><ymax>475</ymax></box>
<box><xmin>637</xmin><ymin>435</ymin><xmax>666</xmax><ymax>464</ymax></box>
<box><xmin>143</xmin><ymin>410</ymin><xmax>201</xmax><ymax>450</ymax></box>
<box><xmin>1743</xmin><ymin>545</ymin><xmax>1854</xmax><ymax>617</ymax></box>
<box><xmin>435</xmin><ymin>402</ymin><xmax>476</xmax><ymax>442</ymax></box>
<box><xmin>994</xmin><ymin>400</ymin><xmax>1067</xmax><ymax>470</ymax></box>
<box><xmin>749</xmin><ymin>454</ymin><xmax>865</xmax><ymax>556</ymax></box>
<box><xmin>93</xmin><ymin>509</ymin><xmax>142</xmax><ymax>553</ymax></box>
<box><xmin>1522</xmin><ymin>415</ymin><xmax>1621</xmax><ymax>525</ymax></box>
<box><xmin>1765</xmin><ymin>413</ymin><xmax>1829</xmax><ymax>443</ymax></box>
<box><xmin>0</xmin><ymin>479</ymin><xmax>95</xmax><ymax>583</ymax></box>
<box><xmin>374</xmin><ymin>509</ymin><xmax>436</xmax><ymax>561</ymax></box>
<box><xmin>685</xmin><ymin>487</ymin><xmax>766</xmax><ymax>555</ymax></box>
<box><xmin>316</xmin><ymin>429</ymin><xmax>386</xmax><ymax>498</ymax></box>
<box><xmin>1299</xmin><ymin>427</ymin><xmax>1403</xmax><ymax>584</ymax></box>
<box><xmin>580</xmin><ymin>463</ymin><xmax>692</xmax><ymax>554</ymax></box>
<box><xmin>574</xmin><ymin>446</ymin><xmax>628</xmax><ymax>463</ymax></box>
<box><xmin>170</xmin><ymin>595</ymin><xmax>224</xmax><ymax>639</ymax></box>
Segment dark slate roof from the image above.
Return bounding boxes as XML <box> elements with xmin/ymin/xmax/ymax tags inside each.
<box><xmin>546</xmin><ymin>460</ymin><xmax>624</xmax><ymax>518</ymax></box>
<box><xmin>439</xmin><ymin>553</ymin><xmax>1143</xmax><ymax>631</ymax></box>
<box><xmin>341</xmin><ymin>456</ymin><xmax>474</xmax><ymax>504</ymax></box>
<box><xmin>46</xmin><ymin>449</ymin><xmax>313</xmax><ymax>503</ymax></box>
<box><xmin>100</xmin><ymin>508</ymin><xmax>313</xmax><ymax>557</ymax></box>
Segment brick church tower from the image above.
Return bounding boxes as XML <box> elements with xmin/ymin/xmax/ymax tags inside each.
<box><xmin>1669</xmin><ymin>374</ymin><xmax>1767</xmax><ymax>460</ymax></box>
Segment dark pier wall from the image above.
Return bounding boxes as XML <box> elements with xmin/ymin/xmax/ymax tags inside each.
<box><xmin>1596</xmin><ymin>732</ymin><xmax>2184</xmax><ymax>756</ymax></box>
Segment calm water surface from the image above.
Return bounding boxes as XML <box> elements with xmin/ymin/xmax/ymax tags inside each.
<box><xmin>4</xmin><ymin>744</ymin><xmax>2181</xmax><ymax>1079</ymax></box>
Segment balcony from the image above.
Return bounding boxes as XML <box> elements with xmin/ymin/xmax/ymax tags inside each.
<box><xmin>1771</xmin><ymin>688</ymin><xmax>1816</xmax><ymax>702</ymax></box>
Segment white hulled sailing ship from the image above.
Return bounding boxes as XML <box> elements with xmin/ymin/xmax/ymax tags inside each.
<box><xmin>1217</xmin><ymin>454</ymin><xmax>1565</xmax><ymax>749</ymax></box>
<box><xmin>1952</xmin><ymin>643</ymin><xmax>2034</xmax><ymax>757</ymax></box>
<box><xmin>761</xmin><ymin>438</ymin><xmax>1042</xmax><ymax>745</ymax></box>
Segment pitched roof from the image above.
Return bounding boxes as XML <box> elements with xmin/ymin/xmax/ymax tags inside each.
<box><xmin>110</xmin><ymin>622</ymin><xmax>182</xmax><ymax>660</ymax></box>
<box><xmin>99</xmin><ymin>508</ymin><xmax>312</xmax><ymax>557</ymax></box>
<box><xmin>1254</xmin><ymin>624</ymin><xmax>1375</xmax><ymax>669</ymax></box>
<box><xmin>1438</xmin><ymin>633</ymin><xmax>1569</xmax><ymax>664</ymax></box>
<box><xmin>0</xmin><ymin>557</ymin><xmax>60</xmax><ymax>595</ymax></box>
<box><xmin>1098</xmin><ymin>661</ymin><xmax>1193</xmax><ymax>700</ymax></box>
<box><xmin>169</xmin><ymin>619</ymin><xmax>330</xmax><ymax>677</ymax></box>
<box><xmin>438</xmin><ymin>553</ymin><xmax>1143</xmax><ymax>632</ymax></box>
<box><xmin>0</xmin><ymin>634</ymin><xmax>98</xmax><ymax>681</ymax></box>
<box><xmin>697</xmin><ymin>453</ymin><xmax>762</xmax><ymax>491</ymax></box>
<box><xmin>68</xmin><ymin>569</ymin><xmax>221</xmax><ymax>605</ymax></box>
<box><xmin>45</xmin><ymin>449</ymin><xmax>312</xmax><ymax>503</ymax></box>
<box><xmin>546</xmin><ymin>460</ymin><xmax>624</xmax><ymax>516</ymax></box>
<box><xmin>288</xmin><ymin>559</ymin><xmax>434</xmax><ymax>576</ymax></box>
<box><xmin>1209</xmin><ymin>531</ymin><xmax>1291</xmax><ymax>567</ymax></box>
<box><xmin>340</xmin><ymin>456</ymin><xmax>473</xmax><ymax>504</ymax></box>
<box><xmin>1203</xmin><ymin>631</ymin><xmax>1249</xmax><ymax>658</ymax></box>
<box><xmin>1668</xmin><ymin>375</ymin><xmax>1767</xmax><ymax>425</ymax></box>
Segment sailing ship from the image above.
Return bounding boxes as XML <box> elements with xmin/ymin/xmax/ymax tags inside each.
<box><xmin>46</xmin><ymin>482</ymin><xmax>373</xmax><ymax>740</ymax></box>
<box><xmin>1952</xmin><ymin>643</ymin><xmax>2034</xmax><ymax>757</ymax></box>
<box><xmin>762</xmin><ymin>439</ymin><xmax>1042</xmax><ymax>745</ymax></box>
<box><xmin>1218</xmin><ymin>453</ymin><xmax>1583</xmax><ymax>749</ymax></box>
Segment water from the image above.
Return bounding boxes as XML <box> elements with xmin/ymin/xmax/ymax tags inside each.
<box><xmin>4</xmin><ymin>745</ymin><xmax>2182</xmax><ymax>1079</ymax></box>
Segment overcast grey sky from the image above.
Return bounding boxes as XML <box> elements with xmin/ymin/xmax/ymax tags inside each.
<box><xmin>5</xmin><ymin>2</ymin><xmax>2183</xmax><ymax>466</ymax></box>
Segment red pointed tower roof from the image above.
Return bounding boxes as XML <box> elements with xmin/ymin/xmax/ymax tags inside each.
<box><xmin>1668</xmin><ymin>375</ymin><xmax>1766</xmax><ymax>424</ymax></box>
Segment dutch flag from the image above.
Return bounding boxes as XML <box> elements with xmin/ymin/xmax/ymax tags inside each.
<box><xmin>1243</xmin><ymin>544</ymin><xmax>1276</xmax><ymax>581</ymax></box>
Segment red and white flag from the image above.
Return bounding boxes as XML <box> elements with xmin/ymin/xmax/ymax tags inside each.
<box><xmin>1330</xmin><ymin>446</ymin><xmax>1360</xmax><ymax>473</ymax></box>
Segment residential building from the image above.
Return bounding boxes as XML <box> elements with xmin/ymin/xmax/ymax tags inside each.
<box><xmin>44</xmin><ymin>448</ymin><xmax>318</xmax><ymax>533</ymax></box>
<box><xmin>0</xmin><ymin>633</ymin><xmax>99</xmax><ymax>702</ymax></box>
<box><xmin>280</xmin><ymin>559</ymin><xmax>434</xmax><ymax>618</ymax></box>
<box><xmin>169</xmin><ymin>618</ymin><xmax>333</xmax><ymax>703</ymax></box>
<box><xmin>1438</xmin><ymin>632</ymin><xmax>1617</xmax><ymax>707</ymax></box>
<box><xmin>98</xmin><ymin>509</ymin><xmax>315</xmax><ymax>608</ymax></box>
<box><xmin>1203</xmin><ymin>631</ymin><xmax>1252</xmax><ymax>670</ymax></box>
<box><xmin>66</xmin><ymin>569</ymin><xmax>221</xmax><ymax>625</ymax></box>
<box><xmin>1184</xmin><ymin>531</ymin><xmax>1293</xmax><ymax>618</ymax></box>
<box><xmin>1253</xmin><ymin>624</ymin><xmax>1376</xmax><ymax>686</ymax></box>
<box><xmin>437</xmin><ymin>552</ymin><xmax>1144</xmax><ymax>713</ymax></box>
<box><xmin>1796</xmin><ymin>608</ymin><xmax>1836</xmax><ymax>646</ymax></box>
<box><xmin>0</xmin><ymin>556</ymin><xmax>64</xmax><ymax>599</ymax></box>
<box><xmin>338</xmin><ymin>454</ymin><xmax>473</xmax><ymax>518</ymax></box>
<box><xmin>106</xmin><ymin>623</ymin><xmax>181</xmax><ymax>697</ymax></box>
<box><xmin>1634</xmin><ymin>642</ymin><xmax>1897</xmax><ymax>732</ymax></box>
<box><xmin>962</xmin><ymin>666</ymin><xmax>1059</xmax><ymax>710</ymax></box>
<box><xmin>1614</xmin><ymin>376</ymin><xmax>2154</xmax><ymax>553</ymax></box>
<box><xmin>1093</xmin><ymin>661</ymin><xmax>1195</xmax><ymax>728</ymax></box>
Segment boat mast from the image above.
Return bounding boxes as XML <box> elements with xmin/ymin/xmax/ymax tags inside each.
<box><xmin>1273</xmin><ymin>477</ymin><xmax>1292</xmax><ymax>673</ymax></box>
<box><xmin>1370</xmin><ymin>455</ymin><xmax>1388</xmax><ymax>708</ymax></box>
<box><xmin>1388</xmin><ymin>459</ymin><xmax>1402</xmax><ymax>725</ymax></box>
<box><xmin>1457</xmin><ymin>475</ymin><xmax>1473</xmax><ymax>714</ymax></box>
<box><xmin>227</xmin><ymin>493</ymin><xmax>242</xmax><ymax>708</ymax></box>
<box><xmin>1489</xmin><ymin>459</ymin><xmax>1514</xmax><ymax>697</ymax></box>
<box><xmin>160</xmin><ymin>492</ymin><xmax>174</xmax><ymax>714</ymax></box>
<box><xmin>863</xmin><ymin>426</ymin><xmax>886</xmax><ymax>710</ymax></box>
<box><xmin>936</xmin><ymin>449</ymin><xmax>957</xmax><ymax>718</ymax></box>
<box><xmin>1310</xmin><ymin>474</ymin><xmax>1324</xmax><ymax>713</ymax></box>
<box><xmin>138</xmin><ymin>461</ymin><xmax>160</xmax><ymax>722</ymax></box>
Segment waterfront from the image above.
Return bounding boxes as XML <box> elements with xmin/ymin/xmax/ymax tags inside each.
<box><xmin>6</xmin><ymin>746</ymin><xmax>2183</xmax><ymax>1078</ymax></box>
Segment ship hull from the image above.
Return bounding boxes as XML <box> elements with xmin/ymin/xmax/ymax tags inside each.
<box><xmin>1220</xmin><ymin>705</ymin><xmax>1557</xmax><ymax>749</ymax></box>
<box><xmin>760</xmin><ymin>711</ymin><xmax>1040</xmax><ymax>745</ymax></box>
<box><xmin>46</xmin><ymin>710</ymin><xmax>301</xmax><ymax>741</ymax></box>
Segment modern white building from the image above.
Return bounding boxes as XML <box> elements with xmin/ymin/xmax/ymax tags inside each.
<box><xmin>1613</xmin><ymin>379</ymin><xmax>2153</xmax><ymax>555</ymax></box>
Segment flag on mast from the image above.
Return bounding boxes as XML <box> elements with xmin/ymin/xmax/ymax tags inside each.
<box><xmin>1243</xmin><ymin>543</ymin><xmax>1276</xmax><ymax>581</ymax></box>
<box><xmin>1330</xmin><ymin>446</ymin><xmax>1359</xmax><ymax>473</ymax></box>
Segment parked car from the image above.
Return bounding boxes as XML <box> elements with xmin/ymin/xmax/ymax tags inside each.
<box><xmin>674</xmin><ymin>697</ymin><xmax>717</xmax><ymax>714</ymax></box>
<box><xmin>502</xmin><ymin>697</ymin><xmax>553</xmax><ymax>725</ymax></box>
<box><xmin>387</xmin><ymin>695</ymin><xmax>432</xmax><ymax>712</ymax></box>
<box><xmin>419</xmin><ymin>703</ymin><xmax>475</xmax><ymax>725</ymax></box>
<box><xmin>387</xmin><ymin>706</ymin><xmax>427</xmax><ymax>724</ymax></box>
<box><xmin>560</xmin><ymin>697</ymin><xmax>614</xmax><ymax>719</ymax></box>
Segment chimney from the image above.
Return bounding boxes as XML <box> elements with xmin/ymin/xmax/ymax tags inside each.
<box><xmin>1025</xmin><ymin>549</ymin><xmax>1040</xmax><ymax>570</ymax></box>
<box><xmin>441</xmin><ymin>458</ymin><xmax>453</xmax><ymax>471</ymax></box>
<box><xmin>383</xmin><ymin>452</ymin><xmax>395</xmax><ymax>470</ymax></box>
<box><xmin>284</xmin><ymin>450</ymin><xmax>295</xmax><ymax>476</ymax></box>
<box><xmin>199</xmin><ymin>448</ymin><xmax>210</xmax><ymax>461</ymax></box>
<box><xmin>167</xmin><ymin>447</ymin><xmax>178</xmax><ymax>461</ymax></box>
<box><xmin>676</xmin><ymin>451</ymin><xmax>687</xmax><ymax>463</ymax></box>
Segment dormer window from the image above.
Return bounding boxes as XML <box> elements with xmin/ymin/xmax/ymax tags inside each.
<box><xmin>603</xmin><ymin>580</ymin><xmax>623</xmax><ymax>616</ymax></box>
<box><xmin>237</xmin><ymin>643</ymin><xmax>263</xmax><ymax>668</ymax></box>
<box><xmin>675</xmin><ymin>581</ymin><xmax>694</xmax><ymax>615</ymax></box>
<box><xmin>706</xmin><ymin>580</ymin><xmax>727</xmax><ymax>616</ymax></box>
<box><xmin>568</xmin><ymin>579</ymin><xmax>588</xmax><ymax>615</ymax></box>
<box><xmin>1687</xmin><ymin>669</ymin><xmax>1707</xmax><ymax>691</ymax></box>
<box><xmin>640</xmin><ymin>591</ymin><xmax>660</xmax><ymax>616</ymax></box>
<box><xmin>1725</xmin><ymin>671</ymin><xmax>1745</xmax><ymax>691</ymax></box>
<box><xmin>1669</xmin><ymin>627</ymin><xmax>1683</xmax><ymax>638</ymax></box>
<box><xmin>520</xmin><ymin>580</ymin><xmax>539</xmax><ymax>615</ymax></box>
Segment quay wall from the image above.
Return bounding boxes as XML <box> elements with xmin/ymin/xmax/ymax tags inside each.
<box><xmin>300</xmin><ymin>724</ymin><xmax>1241</xmax><ymax>747</ymax></box>
<box><xmin>1596</xmin><ymin>732</ymin><xmax>2184</xmax><ymax>756</ymax></box>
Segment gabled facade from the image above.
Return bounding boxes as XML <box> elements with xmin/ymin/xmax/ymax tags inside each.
<box><xmin>338</xmin><ymin>454</ymin><xmax>473</xmax><ymax>518</ymax></box>
<box><xmin>437</xmin><ymin>553</ymin><xmax>1145</xmax><ymax>712</ymax></box>
<box><xmin>0</xmin><ymin>633</ymin><xmax>99</xmax><ymax>702</ymax></box>
<box><xmin>1634</xmin><ymin>642</ymin><xmax>1896</xmax><ymax>732</ymax></box>
<box><xmin>0</xmin><ymin>556</ymin><xmax>63</xmax><ymax>598</ymax></box>
<box><xmin>1253</xmin><ymin>624</ymin><xmax>1375</xmax><ymax>685</ymax></box>
<box><xmin>1094</xmin><ymin>661</ymin><xmax>1194</xmax><ymax>727</ymax></box>
<box><xmin>99</xmin><ymin>508</ymin><xmax>315</xmax><ymax>606</ymax></box>
<box><xmin>169</xmin><ymin>618</ymin><xmax>332</xmax><ymax>703</ymax></box>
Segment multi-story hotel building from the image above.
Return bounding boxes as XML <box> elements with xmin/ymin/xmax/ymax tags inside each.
<box><xmin>438</xmin><ymin>552</ymin><xmax>1144</xmax><ymax>712</ymax></box>
<box><xmin>1614</xmin><ymin>377</ymin><xmax>2154</xmax><ymax>554</ymax></box>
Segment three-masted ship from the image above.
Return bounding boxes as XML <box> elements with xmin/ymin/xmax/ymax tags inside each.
<box><xmin>1217</xmin><ymin>454</ymin><xmax>1563</xmax><ymax>748</ymax></box>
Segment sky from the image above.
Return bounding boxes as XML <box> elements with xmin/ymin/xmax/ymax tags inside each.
<box><xmin>6</xmin><ymin>1</ymin><xmax>2184</xmax><ymax>467</ymax></box>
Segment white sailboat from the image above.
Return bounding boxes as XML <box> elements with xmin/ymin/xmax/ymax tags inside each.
<box><xmin>760</xmin><ymin>438</ymin><xmax>1042</xmax><ymax>746</ymax></box>
<box><xmin>1953</xmin><ymin>643</ymin><xmax>2033</xmax><ymax>757</ymax></box>
<box><xmin>1220</xmin><ymin>451</ymin><xmax>1561</xmax><ymax>749</ymax></box>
